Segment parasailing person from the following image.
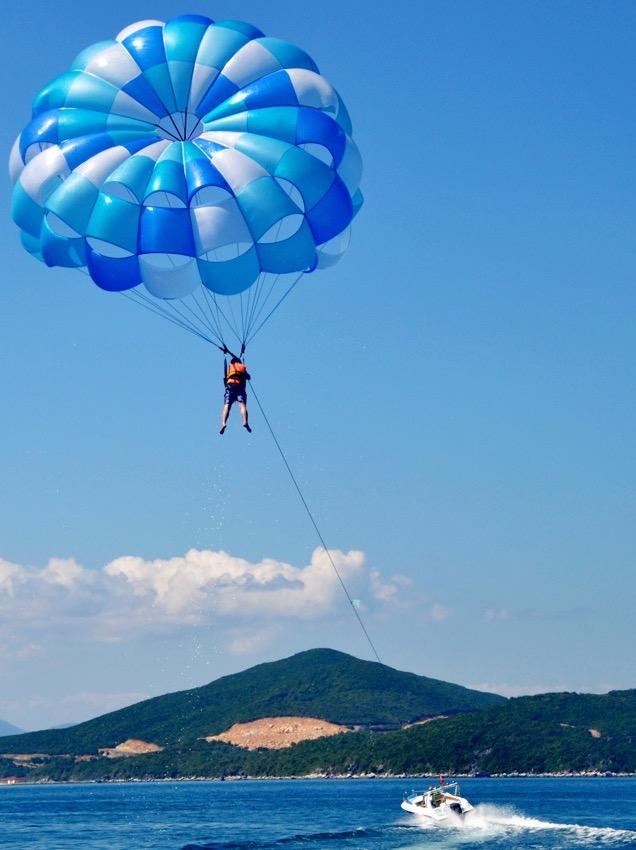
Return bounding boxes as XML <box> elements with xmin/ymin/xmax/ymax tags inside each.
<box><xmin>220</xmin><ymin>351</ymin><xmax>251</xmax><ymax>435</ymax></box>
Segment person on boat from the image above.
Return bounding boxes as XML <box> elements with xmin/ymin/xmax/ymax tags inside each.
<box><xmin>220</xmin><ymin>353</ymin><xmax>251</xmax><ymax>434</ymax></box>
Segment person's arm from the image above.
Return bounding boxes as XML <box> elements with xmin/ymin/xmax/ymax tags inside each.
<box><xmin>223</xmin><ymin>358</ymin><xmax>228</xmax><ymax>384</ymax></box>
<box><xmin>245</xmin><ymin>370</ymin><xmax>251</xmax><ymax>381</ymax></box>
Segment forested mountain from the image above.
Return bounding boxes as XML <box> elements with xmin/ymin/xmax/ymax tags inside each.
<box><xmin>3</xmin><ymin>652</ymin><xmax>633</xmax><ymax>781</ymax></box>
<box><xmin>0</xmin><ymin>648</ymin><xmax>503</xmax><ymax>756</ymax></box>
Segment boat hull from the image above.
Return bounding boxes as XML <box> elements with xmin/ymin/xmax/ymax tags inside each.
<box><xmin>401</xmin><ymin>791</ymin><xmax>473</xmax><ymax>821</ymax></box>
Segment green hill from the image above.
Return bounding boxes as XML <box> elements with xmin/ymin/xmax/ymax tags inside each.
<box><xmin>285</xmin><ymin>688</ymin><xmax>636</xmax><ymax>776</ymax></box>
<box><xmin>2</xmin><ymin>653</ymin><xmax>634</xmax><ymax>780</ymax></box>
<box><xmin>0</xmin><ymin>648</ymin><xmax>503</xmax><ymax>757</ymax></box>
<box><xmin>4</xmin><ymin>688</ymin><xmax>634</xmax><ymax>782</ymax></box>
<box><xmin>8</xmin><ymin>650</ymin><xmax>632</xmax><ymax>781</ymax></box>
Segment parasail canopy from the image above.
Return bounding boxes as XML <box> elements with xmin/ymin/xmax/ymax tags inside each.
<box><xmin>9</xmin><ymin>14</ymin><xmax>363</xmax><ymax>350</ymax></box>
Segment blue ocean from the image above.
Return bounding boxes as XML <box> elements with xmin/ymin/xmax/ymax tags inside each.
<box><xmin>1</xmin><ymin>778</ymin><xmax>635</xmax><ymax>850</ymax></box>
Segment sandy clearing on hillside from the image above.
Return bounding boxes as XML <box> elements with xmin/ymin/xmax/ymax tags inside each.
<box><xmin>0</xmin><ymin>753</ymin><xmax>49</xmax><ymax>762</ymax></box>
<box><xmin>206</xmin><ymin>716</ymin><xmax>350</xmax><ymax>750</ymax></box>
<box><xmin>99</xmin><ymin>739</ymin><xmax>164</xmax><ymax>758</ymax></box>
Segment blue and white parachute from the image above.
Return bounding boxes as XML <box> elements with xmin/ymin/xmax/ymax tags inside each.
<box><xmin>9</xmin><ymin>15</ymin><xmax>362</xmax><ymax>348</ymax></box>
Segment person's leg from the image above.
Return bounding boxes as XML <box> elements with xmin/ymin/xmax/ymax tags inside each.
<box><xmin>239</xmin><ymin>402</ymin><xmax>251</xmax><ymax>432</ymax></box>
<box><xmin>220</xmin><ymin>401</ymin><xmax>232</xmax><ymax>434</ymax></box>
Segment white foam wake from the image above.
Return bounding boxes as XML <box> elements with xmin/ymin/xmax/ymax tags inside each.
<box><xmin>408</xmin><ymin>804</ymin><xmax>636</xmax><ymax>844</ymax></box>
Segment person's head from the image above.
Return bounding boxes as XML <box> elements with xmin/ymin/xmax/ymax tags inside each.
<box><xmin>230</xmin><ymin>357</ymin><xmax>241</xmax><ymax>364</ymax></box>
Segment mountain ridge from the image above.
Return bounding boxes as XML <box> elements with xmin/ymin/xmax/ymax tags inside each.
<box><xmin>2</xmin><ymin>651</ymin><xmax>634</xmax><ymax>780</ymax></box>
<box><xmin>0</xmin><ymin>719</ymin><xmax>23</xmax><ymax>738</ymax></box>
<box><xmin>2</xmin><ymin>688</ymin><xmax>634</xmax><ymax>781</ymax></box>
<box><xmin>0</xmin><ymin>648</ymin><xmax>503</xmax><ymax>755</ymax></box>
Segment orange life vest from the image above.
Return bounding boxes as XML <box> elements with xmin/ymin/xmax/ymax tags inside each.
<box><xmin>226</xmin><ymin>361</ymin><xmax>247</xmax><ymax>385</ymax></box>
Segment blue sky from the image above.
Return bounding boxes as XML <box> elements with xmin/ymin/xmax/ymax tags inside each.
<box><xmin>1</xmin><ymin>0</ymin><xmax>634</xmax><ymax>730</ymax></box>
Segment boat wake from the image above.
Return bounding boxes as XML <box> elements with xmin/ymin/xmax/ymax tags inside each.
<box><xmin>407</xmin><ymin>803</ymin><xmax>636</xmax><ymax>844</ymax></box>
<box><xmin>183</xmin><ymin>828</ymin><xmax>382</xmax><ymax>850</ymax></box>
<box><xmin>183</xmin><ymin>810</ymin><xmax>636</xmax><ymax>850</ymax></box>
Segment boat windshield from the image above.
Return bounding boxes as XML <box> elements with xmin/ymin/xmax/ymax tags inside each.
<box><xmin>434</xmin><ymin>782</ymin><xmax>460</xmax><ymax>795</ymax></box>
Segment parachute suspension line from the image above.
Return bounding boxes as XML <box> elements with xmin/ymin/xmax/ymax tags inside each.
<box><xmin>246</xmin><ymin>271</ymin><xmax>304</xmax><ymax>346</ymax></box>
<box><xmin>252</xmin><ymin>272</ymin><xmax>272</xmax><ymax>325</ymax></box>
<box><xmin>240</xmin><ymin>220</ymin><xmax>287</xmax><ymax>343</ymax></box>
<box><xmin>238</xmin><ymin>290</ymin><xmax>244</xmax><ymax>341</ymax></box>
<box><xmin>120</xmin><ymin>290</ymin><xmax>217</xmax><ymax>346</ymax></box>
<box><xmin>126</xmin><ymin>284</ymin><xmax>206</xmax><ymax>339</ymax></box>
<box><xmin>162</xmin><ymin>298</ymin><xmax>220</xmax><ymax>344</ymax></box>
<box><xmin>239</xmin><ymin>289</ymin><xmax>247</xmax><ymax>344</ymax></box>
<box><xmin>200</xmin><ymin>287</ymin><xmax>227</xmax><ymax>348</ymax></box>
<box><xmin>241</xmin><ymin>280</ymin><xmax>253</xmax><ymax>334</ymax></box>
<box><xmin>118</xmin><ymin>268</ymin><xmax>303</xmax><ymax>354</ymax></box>
<box><xmin>173</xmin><ymin>294</ymin><xmax>219</xmax><ymax>342</ymax></box>
<box><xmin>189</xmin><ymin>290</ymin><xmax>220</xmax><ymax>342</ymax></box>
<box><xmin>210</xmin><ymin>292</ymin><xmax>244</xmax><ymax>350</ymax></box>
<box><xmin>225</xmin><ymin>294</ymin><xmax>243</xmax><ymax>347</ymax></box>
<box><xmin>130</xmin><ymin>293</ymin><xmax>216</xmax><ymax>345</ymax></box>
<box><xmin>244</xmin><ymin>273</ymin><xmax>279</xmax><ymax>341</ymax></box>
<box><xmin>166</xmin><ymin>297</ymin><xmax>206</xmax><ymax>333</ymax></box>
<box><xmin>121</xmin><ymin>290</ymin><xmax>198</xmax><ymax>340</ymax></box>
<box><xmin>243</xmin><ymin>272</ymin><xmax>262</xmax><ymax>331</ymax></box>
<box><xmin>239</xmin><ymin>273</ymin><xmax>264</xmax><ymax>345</ymax></box>
<box><xmin>250</xmin><ymin>382</ymin><xmax>382</xmax><ymax>664</ymax></box>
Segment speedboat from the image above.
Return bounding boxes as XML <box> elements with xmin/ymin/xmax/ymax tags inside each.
<box><xmin>401</xmin><ymin>780</ymin><xmax>474</xmax><ymax>822</ymax></box>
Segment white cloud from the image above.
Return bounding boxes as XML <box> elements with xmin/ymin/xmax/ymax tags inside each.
<box><xmin>0</xmin><ymin>547</ymin><xmax>398</xmax><ymax>647</ymax></box>
<box><xmin>369</xmin><ymin>569</ymin><xmax>399</xmax><ymax>602</ymax></box>
<box><xmin>481</xmin><ymin>606</ymin><xmax>590</xmax><ymax>624</ymax></box>
<box><xmin>0</xmin><ymin>642</ymin><xmax>41</xmax><ymax>660</ymax></box>
<box><xmin>483</xmin><ymin>607</ymin><xmax>510</xmax><ymax>622</ymax></box>
<box><xmin>42</xmin><ymin>558</ymin><xmax>87</xmax><ymax>589</ymax></box>
<box><xmin>430</xmin><ymin>603</ymin><xmax>451</xmax><ymax>622</ymax></box>
<box><xmin>226</xmin><ymin>626</ymin><xmax>281</xmax><ymax>656</ymax></box>
<box><xmin>368</xmin><ymin>571</ymin><xmax>419</xmax><ymax>608</ymax></box>
<box><xmin>0</xmin><ymin>558</ymin><xmax>25</xmax><ymax>596</ymax></box>
<box><xmin>104</xmin><ymin>547</ymin><xmax>365</xmax><ymax>621</ymax></box>
<box><xmin>391</xmin><ymin>575</ymin><xmax>414</xmax><ymax>588</ymax></box>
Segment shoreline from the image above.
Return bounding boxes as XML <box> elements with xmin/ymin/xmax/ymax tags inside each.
<box><xmin>3</xmin><ymin>772</ymin><xmax>636</xmax><ymax>787</ymax></box>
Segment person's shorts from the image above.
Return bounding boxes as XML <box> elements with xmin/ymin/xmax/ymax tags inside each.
<box><xmin>224</xmin><ymin>384</ymin><xmax>247</xmax><ymax>404</ymax></box>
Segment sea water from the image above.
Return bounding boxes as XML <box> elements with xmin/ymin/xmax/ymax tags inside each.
<box><xmin>0</xmin><ymin>777</ymin><xmax>634</xmax><ymax>850</ymax></box>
